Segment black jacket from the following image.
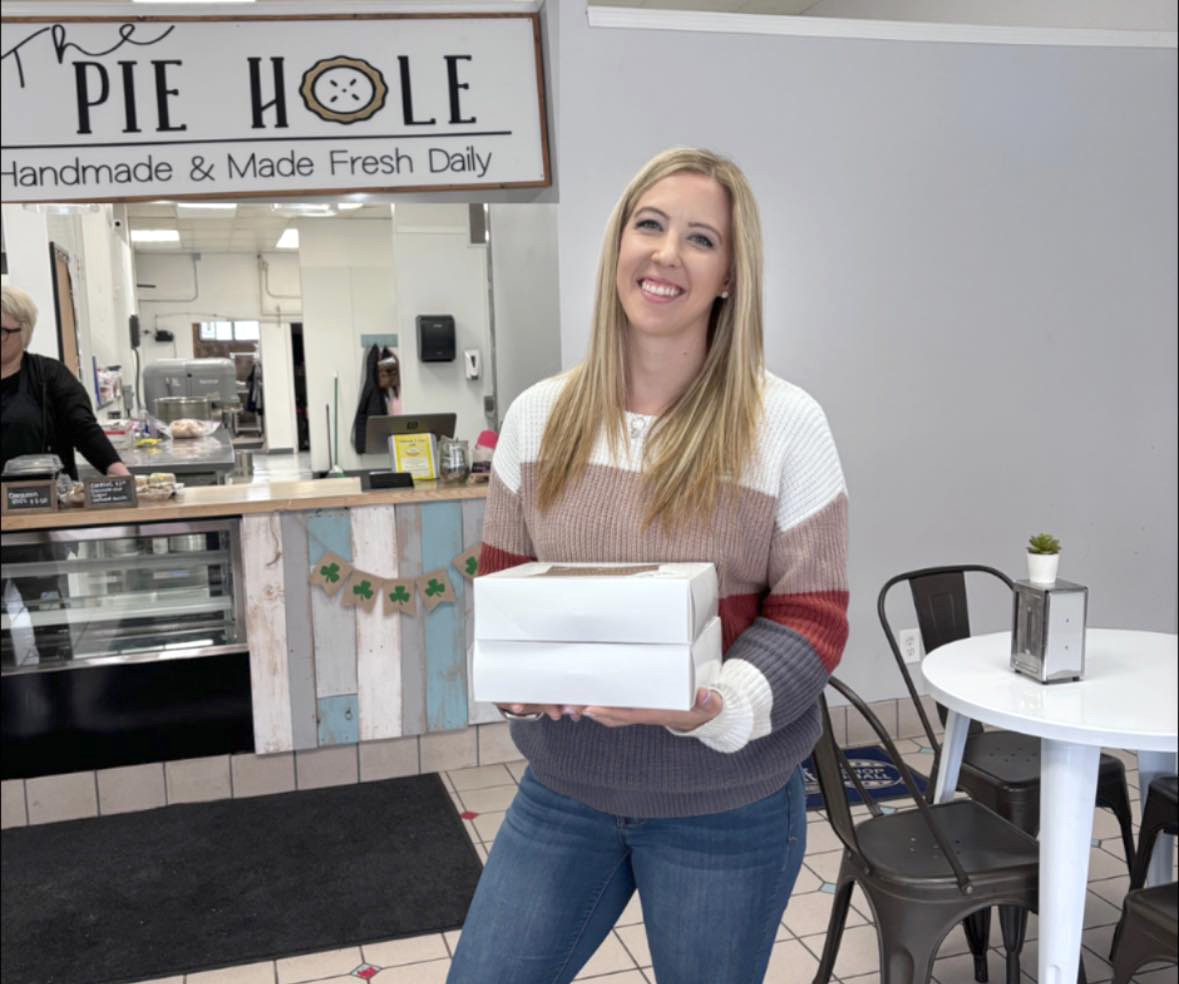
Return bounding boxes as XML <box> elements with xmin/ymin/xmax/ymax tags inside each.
<box><xmin>10</xmin><ymin>353</ymin><xmax>121</xmax><ymax>480</ymax></box>
<box><xmin>351</xmin><ymin>344</ymin><xmax>396</xmax><ymax>453</ymax></box>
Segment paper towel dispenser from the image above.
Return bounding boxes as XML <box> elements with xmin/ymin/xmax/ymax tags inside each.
<box><xmin>416</xmin><ymin>315</ymin><xmax>456</xmax><ymax>362</ymax></box>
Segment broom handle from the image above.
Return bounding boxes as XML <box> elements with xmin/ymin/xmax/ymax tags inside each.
<box><xmin>325</xmin><ymin>403</ymin><xmax>333</xmax><ymax>471</ymax></box>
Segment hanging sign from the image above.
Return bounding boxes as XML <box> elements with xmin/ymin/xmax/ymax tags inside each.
<box><xmin>0</xmin><ymin>13</ymin><xmax>550</xmax><ymax>202</ymax></box>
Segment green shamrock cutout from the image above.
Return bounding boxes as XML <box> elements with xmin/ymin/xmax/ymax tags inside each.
<box><xmin>352</xmin><ymin>580</ymin><xmax>373</xmax><ymax>600</ymax></box>
<box><xmin>425</xmin><ymin>578</ymin><xmax>445</xmax><ymax>598</ymax></box>
<box><xmin>464</xmin><ymin>556</ymin><xmax>478</xmax><ymax>576</ymax></box>
<box><xmin>320</xmin><ymin>562</ymin><xmax>341</xmax><ymax>583</ymax></box>
<box><xmin>389</xmin><ymin>585</ymin><xmax>411</xmax><ymax>604</ymax></box>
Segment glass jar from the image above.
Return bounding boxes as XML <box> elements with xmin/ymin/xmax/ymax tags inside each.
<box><xmin>438</xmin><ymin>438</ymin><xmax>470</xmax><ymax>484</ymax></box>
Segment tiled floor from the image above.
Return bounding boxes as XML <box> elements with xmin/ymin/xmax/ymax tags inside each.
<box><xmin>128</xmin><ymin>744</ymin><xmax>1177</xmax><ymax>984</ymax></box>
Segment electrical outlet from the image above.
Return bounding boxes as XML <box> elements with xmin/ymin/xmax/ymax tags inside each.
<box><xmin>899</xmin><ymin>628</ymin><xmax>924</xmax><ymax>663</ymax></box>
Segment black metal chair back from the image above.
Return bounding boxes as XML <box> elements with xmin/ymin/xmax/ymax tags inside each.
<box><xmin>815</xmin><ymin>677</ymin><xmax>974</xmax><ymax>894</ymax></box>
<box><xmin>877</xmin><ymin>564</ymin><xmax>1013</xmax><ymax>751</ymax></box>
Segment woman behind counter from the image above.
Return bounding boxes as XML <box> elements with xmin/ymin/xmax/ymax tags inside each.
<box><xmin>1</xmin><ymin>285</ymin><xmax>130</xmax><ymax>479</ymax></box>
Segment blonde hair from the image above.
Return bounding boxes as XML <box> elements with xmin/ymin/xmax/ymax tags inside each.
<box><xmin>537</xmin><ymin>147</ymin><xmax>765</xmax><ymax>526</ymax></box>
<box><xmin>1</xmin><ymin>285</ymin><xmax>39</xmax><ymax>348</ymax></box>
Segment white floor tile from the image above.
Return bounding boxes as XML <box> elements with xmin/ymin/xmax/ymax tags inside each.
<box><xmin>362</xmin><ymin>932</ymin><xmax>449</xmax><ymax>967</ymax></box>
<box><xmin>614</xmin><ymin>923</ymin><xmax>652</xmax><ymax>968</ymax></box>
<box><xmin>186</xmin><ymin>961</ymin><xmax>275</xmax><ymax>984</ymax></box>
<box><xmin>370</xmin><ymin>957</ymin><xmax>450</xmax><ymax>983</ymax></box>
<box><xmin>762</xmin><ymin>938</ymin><xmax>822</xmax><ymax>984</ymax></box>
<box><xmin>573</xmin><ymin>931</ymin><xmax>639</xmax><ymax>978</ymax></box>
<box><xmin>275</xmin><ymin>946</ymin><xmax>362</xmax><ymax>984</ymax></box>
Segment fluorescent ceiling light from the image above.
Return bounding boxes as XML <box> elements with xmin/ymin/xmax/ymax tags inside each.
<box><xmin>337</xmin><ymin>203</ymin><xmax>364</xmax><ymax>211</ymax></box>
<box><xmin>131</xmin><ymin>229</ymin><xmax>180</xmax><ymax>243</ymax></box>
<box><xmin>275</xmin><ymin>228</ymin><xmax>299</xmax><ymax>250</ymax></box>
<box><xmin>177</xmin><ymin>202</ymin><xmax>237</xmax><ymax>211</ymax></box>
<box><xmin>133</xmin><ymin>1</ymin><xmax>255</xmax><ymax>4</ymax></box>
<box><xmin>272</xmin><ymin>202</ymin><xmax>335</xmax><ymax>217</ymax></box>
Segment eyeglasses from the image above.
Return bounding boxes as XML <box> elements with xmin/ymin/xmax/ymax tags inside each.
<box><xmin>1</xmin><ymin>326</ymin><xmax>22</xmax><ymax>337</ymax></box>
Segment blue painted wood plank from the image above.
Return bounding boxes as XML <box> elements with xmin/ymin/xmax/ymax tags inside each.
<box><xmin>306</xmin><ymin>510</ymin><xmax>354</xmax><ymax>566</ymax></box>
<box><xmin>317</xmin><ymin>694</ymin><xmax>359</xmax><ymax>746</ymax></box>
<box><xmin>396</xmin><ymin>504</ymin><xmax>426</xmax><ymax>736</ymax></box>
<box><xmin>420</xmin><ymin>501</ymin><xmax>466</xmax><ymax>732</ymax></box>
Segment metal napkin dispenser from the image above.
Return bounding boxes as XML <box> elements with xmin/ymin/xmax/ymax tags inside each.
<box><xmin>1011</xmin><ymin>578</ymin><xmax>1088</xmax><ymax>683</ymax></box>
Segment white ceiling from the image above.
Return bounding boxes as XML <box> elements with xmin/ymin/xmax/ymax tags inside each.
<box><xmin>126</xmin><ymin>201</ymin><xmax>391</xmax><ymax>253</ymax></box>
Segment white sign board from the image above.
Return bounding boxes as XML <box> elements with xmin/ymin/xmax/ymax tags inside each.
<box><xmin>0</xmin><ymin>14</ymin><xmax>551</xmax><ymax>202</ymax></box>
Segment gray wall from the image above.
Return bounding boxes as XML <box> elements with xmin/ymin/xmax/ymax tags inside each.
<box><xmin>556</xmin><ymin>8</ymin><xmax>1178</xmax><ymax>700</ymax></box>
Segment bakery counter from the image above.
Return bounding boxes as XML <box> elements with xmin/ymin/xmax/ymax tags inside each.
<box><xmin>0</xmin><ymin>477</ymin><xmax>487</xmax><ymax>532</ymax></box>
<box><xmin>2</xmin><ymin>477</ymin><xmax>495</xmax><ymax>775</ymax></box>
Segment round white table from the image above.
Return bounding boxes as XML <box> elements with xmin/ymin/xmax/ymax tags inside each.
<box><xmin>922</xmin><ymin>628</ymin><xmax>1178</xmax><ymax>984</ymax></box>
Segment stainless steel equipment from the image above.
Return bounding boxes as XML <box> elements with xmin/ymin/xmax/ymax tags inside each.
<box><xmin>142</xmin><ymin>358</ymin><xmax>240</xmax><ymax>415</ymax></box>
<box><xmin>154</xmin><ymin>396</ymin><xmax>212</xmax><ymax>422</ymax></box>
<box><xmin>1010</xmin><ymin>578</ymin><xmax>1088</xmax><ymax>684</ymax></box>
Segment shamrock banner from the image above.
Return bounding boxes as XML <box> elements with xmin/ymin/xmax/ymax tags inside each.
<box><xmin>308</xmin><ymin>551</ymin><xmax>353</xmax><ymax>597</ymax></box>
<box><xmin>382</xmin><ymin>578</ymin><xmax>417</xmax><ymax>616</ymax></box>
<box><xmin>452</xmin><ymin>545</ymin><xmax>482</xmax><ymax>580</ymax></box>
<box><xmin>416</xmin><ymin>568</ymin><xmax>456</xmax><ymax>612</ymax></box>
<box><xmin>339</xmin><ymin>570</ymin><xmax>380</xmax><ymax>613</ymax></box>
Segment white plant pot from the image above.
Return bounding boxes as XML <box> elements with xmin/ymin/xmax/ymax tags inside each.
<box><xmin>1027</xmin><ymin>552</ymin><xmax>1060</xmax><ymax>586</ymax></box>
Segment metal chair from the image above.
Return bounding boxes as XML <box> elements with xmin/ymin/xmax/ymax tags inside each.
<box><xmin>879</xmin><ymin>564</ymin><xmax>1137</xmax><ymax>982</ymax></box>
<box><xmin>1129</xmin><ymin>775</ymin><xmax>1178</xmax><ymax>891</ymax></box>
<box><xmin>810</xmin><ymin>676</ymin><xmax>1039</xmax><ymax>984</ymax></box>
<box><xmin>1109</xmin><ymin>774</ymin><xmax>1178</xmax><ymax>968</ymax></box>
<box><xmin>1109</xmin><ymin>883</ymin><xmax>1178</xmax><ymax>984</ymax></box>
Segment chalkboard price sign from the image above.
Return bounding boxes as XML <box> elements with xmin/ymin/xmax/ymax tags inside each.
<box><xmin>84</xmin><ymin>476</ymin><xmax>139</xmax><ymax>509</ymax></box>
<box><xmin>1</xmin><ymin>480</ymin><xmax>58</xmax><ymax>515</ymax></box>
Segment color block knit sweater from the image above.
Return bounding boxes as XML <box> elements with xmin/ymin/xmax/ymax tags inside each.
<box><xmin>478</xmin><ymin>371</ymin><xmax>849</xmax><ymax>817</ymax></box>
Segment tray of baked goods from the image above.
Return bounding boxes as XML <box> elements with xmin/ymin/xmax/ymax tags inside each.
<box><xmin>58</xmin><ymin>472</ymin><xmax>184</xmax><ymax>507</ymax></box>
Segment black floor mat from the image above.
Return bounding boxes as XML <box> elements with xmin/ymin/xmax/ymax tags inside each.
<box><xmin>1</xmin><ymin>773</ymin><xmax>482</xmax><ymax>984</ymax></box>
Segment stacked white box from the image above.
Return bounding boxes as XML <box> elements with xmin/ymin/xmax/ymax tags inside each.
<box><xmin>473</xmin><ymin>562</ymin><xmax>721</xmax><ymax>710</ymax></box>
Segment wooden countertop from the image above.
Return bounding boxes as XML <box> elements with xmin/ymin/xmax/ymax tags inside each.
<box><xmin>0</xmin><ymin>478</ymin><xmax>488</xmax><ymax>532</ymax></box>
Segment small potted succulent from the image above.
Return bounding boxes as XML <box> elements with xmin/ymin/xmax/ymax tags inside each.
<box><xmin>1026</xmin><ymin>533</ymin><xmax>1061</xmax><ymax>586</ymax></box>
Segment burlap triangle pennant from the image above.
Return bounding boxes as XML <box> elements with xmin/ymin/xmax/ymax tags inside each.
<box><xmin>452</xmin><ymin>545</ymin><xmax>482</xmax><ymax>580</ymax></box>
<box><xmin>382</xmin><ymin>577</ymin><xmax>417</xmax><ymax>616</ymax></box>
<box><xmin>309</xmin><ymin>551</ymin><xmax>352</xmax><ymax>597</ymax></box>
<box><xmin>416</xmin><ymin>568</ymin><xmax>456</xmax><ymax>612</ymax></box>
<box><xmin>339</xmin><ymin>569</ymin><xmax>380</xmax><ymax>613</ymax></box>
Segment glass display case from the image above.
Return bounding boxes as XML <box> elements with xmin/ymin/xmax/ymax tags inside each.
<box><xmin>1</xmin><ymin>520</ymin><xmax>244</xmax><ymax>673</ymax></box>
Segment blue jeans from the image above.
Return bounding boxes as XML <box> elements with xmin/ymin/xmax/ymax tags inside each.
<box><xmin>448</xmin><ymin>767</ymin><xmax>807</xmax><ymax>984</ymax></box>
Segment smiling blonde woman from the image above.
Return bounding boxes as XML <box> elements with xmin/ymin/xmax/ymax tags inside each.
<box><xmin>449</xmin><ymin>148</ymin><xmax>849</xmax><ymax>984</ymax></box>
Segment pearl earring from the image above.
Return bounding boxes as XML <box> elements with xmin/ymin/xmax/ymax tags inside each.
<box><xmin>720</xmin><ymin>291</ymin><xmax>730</xmax><ymax>300</ymax></box>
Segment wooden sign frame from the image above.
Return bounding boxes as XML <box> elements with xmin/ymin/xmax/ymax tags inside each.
<box><xmin>1</xmin><ymin>479</ymin><xmax>58</xmax><ymax>515</ymax></box>
<box><xmin>83</xmin><ymin>474</ymin><xmax>139</xmax><ymax>509</ymax></box>
<box><xmin>0</xmin><ymin>12</ymin><xmax>552</xmax><ymax>203</ymax></box>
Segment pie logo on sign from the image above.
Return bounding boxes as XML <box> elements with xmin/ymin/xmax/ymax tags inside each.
<box><xmin>300</xmin><ymin>55</ymin><xmax>388</xmax><ymax>124</ymax></box>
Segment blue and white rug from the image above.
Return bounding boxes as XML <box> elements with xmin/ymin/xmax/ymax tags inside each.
<box><xmin>800</xmin><ymin>744</ymin><xmax>929</xmax><ymax>811</ymax></box>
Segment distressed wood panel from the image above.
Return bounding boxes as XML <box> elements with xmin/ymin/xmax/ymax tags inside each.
<box><xmin>462</xmin><ymin>498</ymin><xmax>499</xmax><ymax>725</ymax></box>
<box><xmin>395</xmin><ymin>504</ymin><xmax>426</xmax><ymax>736</ymax></box>
<box><xmin>279</xmin><ymin>513</ymin><xmax>319</xmax><ymax>750</ymax></box>
<box><xmin>241</xmin><ymin>512</ymin><xmax>293</xmax><ymax>753</ymax></box>
<box><xmin>351</xmin><ymin>505</ymin><xmax>401</xmax><ymax>741</ymax></box>
<box><xmin>307</xmin><ymin>510</ymin><xmax>358</xmax><ymax>700</ymax></box>
<box><xmin>420</xmin><ymin>501</ymin><xmax>467</xmax><ymax>732</ymax></box>
<box><xmin>317</xmin><ymin>694</ymin><xmax>359</xmax><ymax>746</ymax></box>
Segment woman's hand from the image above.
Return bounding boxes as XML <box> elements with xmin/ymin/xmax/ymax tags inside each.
<box><xmin>497</xmin><ymin>703</ymin><xmax>565</xmax><ymax>721</ymax></box>
<box><xmin>580</xmin><ymin>688</ymin><xmax>723</xmax><ymax>730</ymax></box>
<box><xmin>106</xmin><ymin>462</ymin><xmax>131</xmax><ymax>477</ymax></box>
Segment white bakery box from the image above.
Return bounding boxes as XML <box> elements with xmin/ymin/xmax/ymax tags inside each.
<box><xmin>472</xmin><ymin>561</ymin><xmax>721</xmax><ymax>710</ymax></box>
